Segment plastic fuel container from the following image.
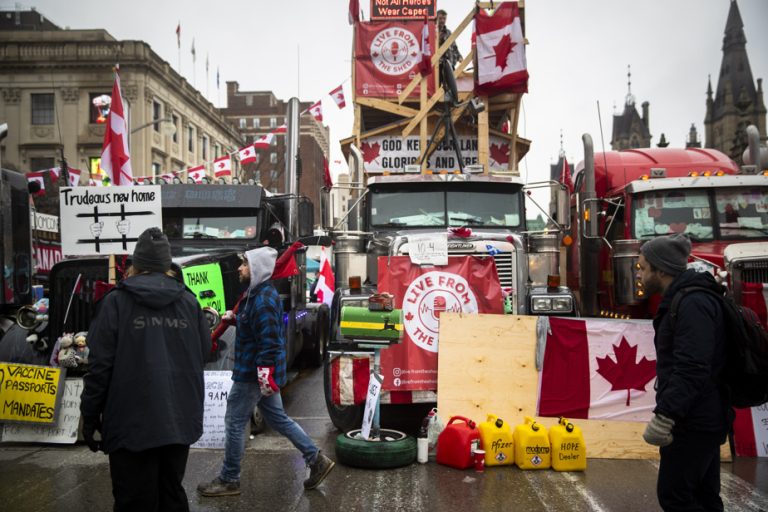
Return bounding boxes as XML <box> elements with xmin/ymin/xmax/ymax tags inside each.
<box><xmin>549</xmin><ymin>417</ymin><xmax>587</xmax><ymax>471</ymax></box>
<box><xmin>478</xmin><ymin>414</ymin><xmax>514</xmax><ymax>466</ymax></box>
<box><xmin>513</xmin><ymin>416</ymin><xmax>551</xmax><ymax>470</ymax></box>
<box><xmin>436</xmin><ymin>416</ymin><xmax>480</xmax><ymax>469</ymax></box>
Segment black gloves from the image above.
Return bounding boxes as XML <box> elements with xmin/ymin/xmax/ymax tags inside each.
<box><xmin>82</xmin><ymin>416</ymin><xmax>102</xmax><ymax>452</ymax></box>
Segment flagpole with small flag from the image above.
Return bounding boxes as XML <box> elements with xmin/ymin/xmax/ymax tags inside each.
<box><xmin>191</xmin><ymin>38</ymin><xmax>196</xmax><ymax>86</ymax></box>
<box><xmin>176</xmin><ymin>22</ymin><xmax>181</xmax><ymax>74</ymax></box>
<box><xmin>205</xmin><ymin>53</ymin><xmax>210</xmax><ymax>98</ymax></box>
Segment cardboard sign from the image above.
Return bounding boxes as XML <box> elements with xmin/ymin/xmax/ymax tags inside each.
<box><xmin>0</xmin><ymin>363</ymin><xmax>65</xmax><ymax>425</ymax></box>
<box><xmin>1</xmin><ymin>378</ymin><xmax>82</xmax><ymax>444</ymax></box>
<box><xmin>182</xmin><ymin>263</ymin><xmax>226</xmax><ymax>314</ymax></box>
<box><xmin>192</xmin><ymin>371</ymin><xmax>234</xmax><ymax>449</ymax></box>
<box><xmin>360</xmin><ymin>371</ymin><xmax>384</xmax><ymax>440</ymax></box>
<box><xmin>59</xmin><ymin>185</ymin><xmax>162</xmax><ymax>256</ymax></box>
<box><xmin>408</xmin><ymin>234</ymin><xmax>448</xmax><ymax>266</ymax></box>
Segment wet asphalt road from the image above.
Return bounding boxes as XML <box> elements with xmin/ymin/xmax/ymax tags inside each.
<box><xmin>1</xmin><ymin>367</ymin><xmax>767</xmax><ymax>512</ymax></box>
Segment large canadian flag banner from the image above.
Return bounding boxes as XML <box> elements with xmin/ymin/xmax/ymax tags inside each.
<box><xmin>537</xmin><ymin>316</ymin><xmax>657</xmax><ymax>422</ymax></box>
<box><xmin>474</xmin><ymin>1</ymin><xmax>529</xmax><ymax>96</ymax></box>
<box><xmin>378</xmin><ymin>256</ymin><xmax>503</xmax><ymax>392</ymax></box>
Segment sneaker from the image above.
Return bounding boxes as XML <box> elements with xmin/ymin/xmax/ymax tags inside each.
<box><xmin>197</xmin><ymin>477</ymin><xmax>241</xmax><ymax>497</ymax></box>
<box><xmin>304</xmin><ymin>451</ymin><xmax>336</xmax><ymax>490</ymax></box>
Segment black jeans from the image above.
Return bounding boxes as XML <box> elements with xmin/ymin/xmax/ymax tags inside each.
<box><xmin>109</xmin><ymin>444</ymin><xmax>190</xmax><ymax>512</ymax></box>
<box><xmin>657</xmin><ymin>430</ymin><xmax>724</xmax><ymax>512</ymax></box>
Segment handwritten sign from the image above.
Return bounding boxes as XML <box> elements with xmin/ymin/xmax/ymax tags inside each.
<box><xmin>1</xmin><ymin>378</ymin><xmax>82</xmax><ymax>443</ymax></box>
<box><xmin>192</xmin><ymin>371</ymin><xmax>234</xmax><ymax>449</ymax></box>
<box><xmin>408</xmin><ymin>234</ymin><xmax>448</xmax><ymax>266</ymax></box>
<box><xmin>0</xmin><ymin>362</ymin><xmax>65</xmax><ymax>425</ymax></box>
<box><xmin>751</xmin><ymin>403</ymin><xmax>768</xmax><ymax>457</ymax></box>
<box><xmin>59</xmin><ymin>185</ymin><xmax>162</xmax><ymax>257</ymax></box>
<box><xmin>360</xmin><ymin>371</ymin><xmax>383</xmax><ymax>440</ymax></box>
<box><xmin>182</xmin><ymin>263</ymin><xmax>226</xmax><ymax>314</ymax></box>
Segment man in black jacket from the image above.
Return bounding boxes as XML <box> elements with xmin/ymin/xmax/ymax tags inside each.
<box><xmin>80</xmin><ymin>227</ymin><xmax>211</xmax><ymax>512</ymax></box>
<box><xmin>637</xmin><ymin>233</ymin><xmax>732</xmax><ymax>512</ymax></box>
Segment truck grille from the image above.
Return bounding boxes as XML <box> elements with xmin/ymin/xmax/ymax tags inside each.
<box><xmin>447</xmin><ymin>249</ymin><xmax>514</xmax><ymax>290</ymax></box>
<box><xmin>739</xmin><ymin>259</ymin><xmax>768</xmax><ymax>284</ymax></box>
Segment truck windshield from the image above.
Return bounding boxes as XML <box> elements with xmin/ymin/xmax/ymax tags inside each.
<box><xmin>163</xmin><ymin>215</ymin><xmax>259</xmax><ymax>240</ymax></box>
<box><xmin>370</xmin><ymin>189</ymin><xmax>522</xmax><ymax>228</ymax></box>
<box><xmin>633</xmin><ymin>187</ymin><xmax>768</xmax><ymax>240</ymax></box>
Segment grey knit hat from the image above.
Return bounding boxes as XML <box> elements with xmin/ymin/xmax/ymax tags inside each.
<box><xmin>640</xmin><ymin>233</ymin><xmax>691</xmax><ymax>276</ymax></box>
<box><xmin>132</xmin><ymin>227</ymin><xmax>172</xmax><ymax>273</ymax></box>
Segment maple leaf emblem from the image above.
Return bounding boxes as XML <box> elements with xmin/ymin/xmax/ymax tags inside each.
<box><xmin>595</xmin><ymin>337</ymin><xmax>656</xmax><ymax>406</ymax></box>
<box><xmin>360</xmin><ymin>142</ymin><xmax>381</xmax><ymax>164</ymax></box>
<box><xmin>489</xmin><ymin>143</ymin><xmax>509</xmax><ymax>165</ymax></box>
<box><xmin>405</xmin><ymin>311</ymin><xmax>414</xmax><ymax>322</ymax></box>
<box><xmin>492</xmin><ymin>34</ymin><xmax>516</xmax><ymax>71</ymax></box>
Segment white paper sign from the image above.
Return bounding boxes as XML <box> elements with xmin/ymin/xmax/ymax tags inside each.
<box><xmin>1</xmin><ymin>378</ymin><xmax>82</xmax><ymax>444</ymax></box>
<box><xmin>408</xmin><ymin>234</ymin><xmax>448</xmax><ymax>266</ymax></box>
<box><xmin>751</xmin><ymin>403</ymin><xmax>768</xmax><ymax>457</ymax></box>
<box><xmin>193</xmin><ymin>371</ymin><xmax>234</xmax><ymax>449</ymax></box>
<box><xmin>360</xmin><ymin>371</ymin><xmax>383</xmax><ymax>440</ymax></box>
<box><xmin>59</xmin><ymin>185</ymin><xmax>162</xmax><ymax>256</ymax></box>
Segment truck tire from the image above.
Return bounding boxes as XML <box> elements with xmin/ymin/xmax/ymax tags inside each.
<box><xmin>323</xmin><ymin>351</ymin><xmax>365</xmax><ymax>432</ymax></box>
<box><xmin>335</xmin><ymin>429</ymin><xmax>416</xmax><ymax>469</ymax></box>
<box><xmin>251</xmin><ymin>407</ymin><xmax>265</xmax><ymax>435</ymax></box>
<box><xmin>304</xmin><ymin>305</ymin><xmax>329</xmax><ymax>368</ymax></box>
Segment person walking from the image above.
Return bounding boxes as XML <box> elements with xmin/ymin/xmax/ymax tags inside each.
<box><xmin>197</xmin><ymin>246</ymin><xmax>335</xmax><ymax>497</ymax></box>
<box><xmin>80</xmin><ymin>227</ymin><xmax>211</xmax><ymax>512</ymax></box>
<box><xmin>637</xmin><ymin>233</ymin><xmax>733</xmax><ymax>511</ymax></box>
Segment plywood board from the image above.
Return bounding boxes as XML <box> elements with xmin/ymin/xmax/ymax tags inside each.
<box><xmin>437</xmin><ymin>313</ymin><xmax>730</xmax><ymax>460</ymax></box>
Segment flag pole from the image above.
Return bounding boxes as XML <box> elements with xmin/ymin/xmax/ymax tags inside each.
<box><xmin>62</xmin><ymin>273</ymin><xmax>83</xmax><ymax>328</ymax></box>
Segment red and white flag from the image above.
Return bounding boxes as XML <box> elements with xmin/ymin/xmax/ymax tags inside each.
<box><xmin>315</xmin><ymin>246</ymin><xmax>335</xmax><ymax>306</ymax></box>
<box><xmin>186</xmin><ymin>165</ymin><xmax>206</xmax><ymax>183</ymax></box>
<box><xmin>89</xmin><ymin>172</ymin><xmax>104</xmax><ymax>187</ymax></box>
<box><xmin>419</xmin><ymin>17</ymin><xmax>432</xmax><ymax>76</ymax></box>
<box><xmin>323</xmin><ymin>158</ymin><xmax>333</xmax><ymax>189</ymax></box>
<box><xmin>308</xmin><ymin>101</ymin><xmax>323</xmax><ymax>122</ymax></box>
<box><xmin>330</xmin><ymin>354</ymin><xmax>371</xmax><ymax>405</ymax></box>
<box><xmin>238</xmin><ymin>144</ymin><xmax>257</xmax><ymax>165</ymax></box>
<box><xmin>27</xmin><ymin>171</ymin><xmax>46</xmax><ymax>196</ymax></box>
<box><xmin>213</xmin><ymin>156</ymin><xmax>232</xmax><ymax>178</ymax></box>
<box><xmin>329</xmin><ymin>85</ymin><xmax>346</xmax><ymax>109</ymax></box>
<box><xmin>100</xmin><ymin>69</ymin><xmax>133</xmax><ymax>185</ymax></box>
<box><xmin>560</xmin><ymin>157</ymin><xmax>573</xmax><ymax>194</ymax></box>
<box><xmin>253</xmin><ymin>132</ymin><xmax>274</xmax><ymax>149</ymax></box>
<box><xmin>273</xmin><ymin>124</ymin><xmax>287</xmax><ymax>134</ymax></box>
<box><xmin>67</xmin><ymin>168</ymin><xmax>82</xmax><ymax>187</ymax></box>
<box><xmin>48</xmin><ymin>167</ymin><xmax>60</xmax><ymax>180</ymax></box>
<box><xmin>348</xmin><ymin>0</ymin><xmax>360</xmax><ymax>24</ymax></box>
<box><xmin>474</xmin><ymin>2</ymin><xmax>529</xmax><ymax>96</ymax></box>
<box><xmin>537</xmin><ymin>317</ymin><xmax>657</xmax><ymax>422</ymax></box>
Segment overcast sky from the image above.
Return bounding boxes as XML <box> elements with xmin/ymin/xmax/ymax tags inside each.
<box><xmin>11</xmin><ymin>0</ymin><xmax>768</xmax><ymax>182</ymax></box>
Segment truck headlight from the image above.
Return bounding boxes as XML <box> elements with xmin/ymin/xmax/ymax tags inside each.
<box><xmin>531</xmin><ymin>297</ymin><xmax>552</xmax><ymax>312</ymax></box>
<box><xmin>552</xmin><ymin>297</ymin><xmax>573</xmax><ymax>312</ymax></box>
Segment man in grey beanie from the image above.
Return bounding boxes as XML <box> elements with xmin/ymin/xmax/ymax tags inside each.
<box><xmin>637</xmin><ymin>233</ymin><xmax>733</xmax><ymax>511</ymax></box>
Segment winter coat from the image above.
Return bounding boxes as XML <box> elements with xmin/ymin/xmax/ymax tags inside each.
<box><xmin>233</xmin><ymin>247</ymin><xmax>287</xmax><ymax>386</ymax></box>
<box><xmin>80</xmin><ymin>273</ymin><xmax>211</xmax><ymax>454</ymax></box>
<box><xmin>652</xmin><ymin>269</ymin><xmax>732</xmax><ymax>436</ymax></box>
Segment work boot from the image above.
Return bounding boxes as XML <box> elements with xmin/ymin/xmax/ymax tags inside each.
<box><xmin>304</xmin><ymin>451</ymin><xmax>336</xmax><ymax>490</ymax></box>
<box><xmin>197</xmin><ymin>477</ymin><xmax>241</xmax><ymax>497</ymax></box>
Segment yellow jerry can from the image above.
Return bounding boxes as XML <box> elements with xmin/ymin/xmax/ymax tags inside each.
<box><xmin>513</xmin><ymin>416</ymin><xmax>551</xmax><ymax>470</ymax></box>
<box><xmin>478</xmin><ymin>414</ymin><xmax>515</xmax><ymax>466</ymax></box>
<box><xmin>549</xmin><ymin>417</ymin><xmax>587</xmax><ymax>471</ymax></box>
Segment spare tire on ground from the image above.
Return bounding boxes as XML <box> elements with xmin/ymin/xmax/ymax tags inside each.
<box><xmin>335</xmin><ymin>428</ymin><xmax>416</xmax><ymax>469</ymax></box>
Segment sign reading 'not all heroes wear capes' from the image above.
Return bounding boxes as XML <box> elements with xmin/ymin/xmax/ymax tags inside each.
<box><xmin>0</xmin><ymin>363</ymin><xmax>65</xmax><ymax>425</ymax></box>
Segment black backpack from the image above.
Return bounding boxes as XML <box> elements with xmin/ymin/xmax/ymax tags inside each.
<box><xmin>670</xmin><ymin>285</ymin><xmax>768</xmax><ymax>409</ymax></box>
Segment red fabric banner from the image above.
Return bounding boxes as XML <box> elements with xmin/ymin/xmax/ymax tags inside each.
<box><xmin>355</xmin><ymin>21</ymin><xmax>436</xmax><ymax>99</ymax></box>
<box><xmin>377</xmin><ymin>256</ymin><xmax>503</xmax><ymax>391</ymax></box>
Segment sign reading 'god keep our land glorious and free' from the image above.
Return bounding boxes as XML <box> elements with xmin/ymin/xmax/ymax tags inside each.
<box><xmin>0</xmin><ymin>363</ymin><xmax>65</xmax><ymax>425</ymax></box>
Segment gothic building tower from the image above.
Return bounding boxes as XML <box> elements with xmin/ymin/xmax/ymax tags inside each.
<box><xmin>611</xmin><ymin>66</ymin><xmax>652</xmax><ymax>150</ymax></box>
<box><xmin>704</xmin><ymin>0</ymin><xmax>766</xmax><ymax>164</ymax></box>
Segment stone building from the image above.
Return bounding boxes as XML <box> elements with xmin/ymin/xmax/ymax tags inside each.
<box><xmin>610</xmin><ymin>68</ymin><xmax>652</xmax><ymax>150</ymax></box>
<box><xmin>704</xmin><ymin>0</ymin><xmax>766</xmax><ymax>164</ymax></box>
<box><xmin>0</xmin><ymin>9</ymin><xmax>243</xmax><ymax>188</ymax></box>
<box><xmin>220</xmin><ymin>82</ymin><xmax>329</xmax><ymax>222</ymax></box>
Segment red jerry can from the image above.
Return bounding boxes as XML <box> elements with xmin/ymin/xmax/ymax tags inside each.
<box><xmin>436</xmin><ymin>416</ymin><xmax>480</xmax><ymax>469</ymax></box>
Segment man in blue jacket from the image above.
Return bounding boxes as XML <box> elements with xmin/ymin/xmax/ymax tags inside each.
<box><xmin>198</xmin><ymin>246</ymin><xmax>334</xmax><ymax>497</ymax></box>
<box><xmin>80</xmin><ymin>227</ymin><xmax>211</xmax><ymax>512</ymax></box>
<box><xmin>637</xmin><ymin>233</ymin><xmax>732</xmax><ymax>511</ymax></box>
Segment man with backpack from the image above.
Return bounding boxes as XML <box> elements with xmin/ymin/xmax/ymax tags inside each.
<box><xmin>637</xmin><ymin>233</ymin><xmax>733</xmax><ymax>512</ymax></box>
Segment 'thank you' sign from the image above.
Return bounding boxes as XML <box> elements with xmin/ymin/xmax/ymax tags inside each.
<box><xmin>59</xmin><ymin>186</ymin><xmax>162</xmax><ymax>256</ymax></box>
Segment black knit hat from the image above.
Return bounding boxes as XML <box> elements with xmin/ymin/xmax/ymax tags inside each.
<box><xmin>133</xmin><ymin>227</ymin><xmax>172</xmax><ymax>273</ymax></box>
<box><xmin>640</xmin><ymin>233</ymin><xmax>691</xmax><ymax>276</ymax></box>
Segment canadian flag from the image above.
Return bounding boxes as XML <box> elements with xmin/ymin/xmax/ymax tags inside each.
<box><xmin>330</xmin><ymin>354</ymin><xmax>371</xmax><ymax>405</ymax></box>
<box><xmin>67</xmin><ymin>168</ymin><xmax>82</xmax><ymax>187</ymax></box>
<box><xmin>308</xmin><ymin>101</ymin><xmax>323</xmax><ymax>122</ymax></box>
<box><xmin>419</xmin><ymin>17</ymin><xmax>432</xmax><ymax>76</ymax></box>
<box><xmin>329</xmin><ymin>85</ymin><xmax>346</xmax><ymax>109</ymax></box>
<box><xmin>238</xmin><ymin>144</ymin><xmax>257</xmax><ymax>165</ymax></box>
<box><xmin>213</xmin><ymin>156</ymin><xmax>231</xmax><ymax>178</ymax></box>
<box><xmin>273</xmin><ymin>124</ymin><xmax>287</xmax><ymax>134</ymax></box>
<box><xmin>315</xmin><ymin>246</ymin><xmax>335</xmax><ymax>306</ymax></box>
<box><xmin>89</xmin><ymin>172</ymin><xmax>105</xmax><ymax>187</ymax></box>
<box><xmin>272</xmin><ymin>241</ymin><xmax>304</xmax><ymax>280</ymax></box>
<box><xmin>253</xmin><ymin>132</ymin><xmax>275</xmax><ymax>149</ymax></box>
<box><xmin>537</xmin><ymin>317</ymin><xmax>657</xmax><ymax>422</ymax></box>
<box><xmin>100</xmin><ymin>69</ymin><xmax>133</xmax><ymax>185</ymax></box>
<box><xmin>560</xmin><ymin>157</ymin><xmax>573</xmax><ymax>194</ymax></box>
<box><xmin>323</xmin><ymin>158</ymin><xmax>333</xmax><ymax>189</ymax></box>
<box><xmin>27</xmin><ymin>171</ymin><xmax>46</xmax><ymax>196</ymax></box>
<box><xmin>474</xmin><ymin>2</ymin><xmax>529</xmax><ymax>96</ymax></box>
<box><xmin>348</xmin><ymin>0</ymin><xmax>360</xmax><ymax>25</ymax></box>
<box><xmin>186</xmin><ymin>165</ymin><xmax>206</xmax><ymax>183</ymax></box>
<box><xmin>48</xmin><ymin>167</ymin><xmax>60</xmax><ymax>180</ymax></box>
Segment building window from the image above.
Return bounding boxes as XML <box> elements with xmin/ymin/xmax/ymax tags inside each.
<box><xmin>89</xmin><ymin>92</ymin><xmax>111</xmax><ymax>124</ymax></box>
<box><xmin>269</xmin><ymin>169</ymin><xmax>279</xmax><ymax>182</ymax></box>
<box><xmin>202</xmin><ymin>135</ymin><xmax>209</xmax><ymax>160</ymax></box>
<box><xmin>152</xmin><ymin>100</ymin><xmax>162</xmax><ymax>132</ymax></box>
<box><xmin>239</xmin><ymin>118</ymin><xmax>246</xmax><ymax>129</ymax></box>
<box><xmin>30</xmin><ymin>157</ymin><xmax>55</xmax><ymax>171</ymax></box>
<box><xmin>31</xmin><ymin>93</ymin><xmax>55</xmax><ymax>125</ymax></box>
<box><xmin>270</xmin><ymin>152</ymin><xmax>277</xmax><ymax>164</ymax></box>
<box><xmin>270</xmin><ymin>117</ymin><xmax>277</xmax><ymax>128</ymax></box>
<box><xmin>253</xmin><ymin>118</ymin><xmax>260</xmax><ymax>128</ymax></box>
<box><xmin>152</xmin><ymin>162</ymin><xmax>162</xmax><ymax>176</ymax></box>
<box><xmin>214</xmin><ymin>143</ymin><xmax>220</xmax><ymax>159</ymax></box>
<box><xmin>171</xmin><ymin>114</ymin><xmax>180</xmax><ymax>143</ymax></box>
<box><xmin>188</xmin><ymin>126</ymin><xmax>195</xmax><ymax>153</ymax></box>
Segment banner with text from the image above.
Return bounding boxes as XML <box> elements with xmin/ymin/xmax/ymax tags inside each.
<box><xmin>355</xmin><ymin>20</ymin><xmax>436</xmax><ymax>99</ymax></box>
<box><xmin>377</xmin><ymin>256</ymin><xmax>503</xmax><ymax>391</ymax></box>
<box><xmin>1</xmin><ymin>378</ymin><xmax>82</xmax><ymax>443</ymax></box>
<box><xmin>59</xmin><ymin>185</ymin><xmax>162</xmax><ymax>257</ymax></box>
<box><xmin>0</xmin><ymin>363</ymin><xmax>65</xmax><ymax>425</ymax></box>
<box><xmin>360</xmin><ymin>134</ymin><xmax>511</xmax><ymax>173</ymax></box>
<box><xmin>370</xmin><ymin>0</ymin><xmax>436</xmax><ymax>20</ymax></box>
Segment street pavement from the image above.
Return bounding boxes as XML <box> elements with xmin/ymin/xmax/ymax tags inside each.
<box><xmin>1</xmin><ymin>367</ymin><xmax>767</xmax><ymax>512</ymax></box>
